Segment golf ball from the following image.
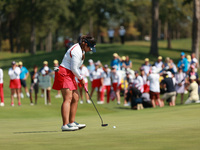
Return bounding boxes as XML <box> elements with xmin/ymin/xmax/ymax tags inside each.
<box><xmin>113</xmin><ymin>126</ymin><xmax>116</xmax><ymax>128</ymax></box>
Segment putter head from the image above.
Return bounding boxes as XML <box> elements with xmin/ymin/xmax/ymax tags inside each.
<box><xmin>101</xmin><ymin>124</ymin><xmax>108</xmax><ymax>127</ymax></box>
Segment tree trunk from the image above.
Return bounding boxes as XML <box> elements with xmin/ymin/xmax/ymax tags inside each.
<box><xmin>9</xmin><ymin>20</ymin><xmax>14</xmax><ymax>53</ymax></box>
<box><xmin>150</xmin><ymin>0</ymin><xmax>159</xmax><ymax>56</ymax></box>
<box><xmin>54</xmin><ymin>29</ymin><xmax>59</xmax><ymax>50</ymax></box>
<box><xmin>164</xmin><ymin>22</ymin><xmax>168</xmax><ymax>40</ymax></box>
<box><xmin>167</xmin><ymin>22</ymin><xmax>172</xmax><ymax>49</ymax></box>
<box><xmin>39</xmin><ymin>38</ymin><xmax>44</xmax><ymax>51</ymax></box>
<box><xmin>45</xmin><ymin>30</ymin><xmax>52</xmax><ymax>52</ymax></box>
<box><xmin>30</xmin><ymin>0</ymin><xmax>36</xmax><ymax>55</ymax></box>
<box><xmin>30</xmin><ymin>23</ymin><xmax>36</xmax><ymax>54</ymax></box>
<box><xmin>89</xmin><ymin>16</ymin><xmax>93</xmax><ymax>36</ymax></box>
<box><xmin>192</xmin><ymin>0</ymin><xmax>200</xmax><ymax>66</ymax></box>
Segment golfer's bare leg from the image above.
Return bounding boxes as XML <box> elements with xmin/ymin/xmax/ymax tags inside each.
<box><xmin>61</xmin><ymin>88</ymin><xmax>73</xmax><ymax>125</ymax></box>
<box><xmin>69</xmin><ymin>90</ymin><xmax>79</xmax><ymax>123</ymax></box>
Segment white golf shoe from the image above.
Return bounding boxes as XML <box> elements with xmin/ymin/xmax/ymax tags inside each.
<box><xmin>61</xmin><ymin>124</ymin><xmax>79</xmax><ymax>131</ymax></box>
<box><xmin>0</xmin><ymin>102</ymin><xmax>5</xmax><ymax>107</ymax></box>
<box><xmin>86</xmin><ymin>100</ymin><xmax>92</xmax><ymax>104</ymax></box>
<box><xmin>69</xmin><ymin>122</ymin><xmax>86</xmax><ymax>129</ymax></box>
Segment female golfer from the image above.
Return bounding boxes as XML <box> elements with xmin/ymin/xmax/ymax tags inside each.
<box><xmin>53</xmin><ymin>35</ymin><xmax>96</xmax><ymax>131</ymax></box>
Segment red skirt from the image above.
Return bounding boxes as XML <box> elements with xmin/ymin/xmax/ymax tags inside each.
<box><xmin>9</xmin><ymin>79</ymin><xmax>21</xmax><ymax>89</ymax></box>
<box><xmin>92</xmin><ymin>79</ymin><xmax>102</xmax><ymax>88</ymax></box>
<box><xmin>52</xmin><ymin>66</ymin><xmax>77</xmax><ymax>91</ymax></box>
<box><xmin>112</xmin><ymin>83</ymin><xmax>121</xmax><ymax>92</ymax></box>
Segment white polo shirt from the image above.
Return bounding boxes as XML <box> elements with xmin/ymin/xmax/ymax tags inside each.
<box><xmin>60</xmin><ymin>43</ymin><xmax>84</xmax><ymax>80</ymax></box>
<box><xmin>8</xmin><ymin>67</ymin><xmax>21</xmax><ymax>80</ymax></box>
<box><xmin>79</xmin><ymin>66</ymin><xmax>89</xmax><ymax>83</ymax></box>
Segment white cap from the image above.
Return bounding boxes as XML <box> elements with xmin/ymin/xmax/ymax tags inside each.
<box><xmin>41</xmin><ymin>70</ymin><xmax>46</xmax><ymax>75</ymax></box>
<box><xmin>167</xmin><ymin>71</ymin><xmax>172</xmax><ymax>77</ymax></box>
<box><xmin>190</xmin><ymin>75</ymin><xmax>196</xmax><ymax>80</ymax></box>
<box><xmin>152</xmin><ymin>66</ymin><xmax>157</xmax><ymax>73</ymax></box>
<box><xmin>88</xmin><ymin>59</ymin><xmax>93</xmax><ymax>63</ymax></box>
<box><xmin>44</xmin><ymin>66</ymin><xmax>49</xmax><ymax>71</ymax></box>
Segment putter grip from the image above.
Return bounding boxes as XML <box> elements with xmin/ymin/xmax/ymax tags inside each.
<box><xmin>84</xmin><ymin>85</ymin><xmax>88</xmax><ymax>92</ymax></box>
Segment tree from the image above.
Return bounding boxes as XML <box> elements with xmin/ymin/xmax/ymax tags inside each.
<box><xmin>150</xmin><ymin>0</ymin><xmax>159</xmax><ymax>56</ymax></box>
<box><xmin>192</xmin><ymin>0</ymin><xmax>200</xmax><ymax>65</ymax></box>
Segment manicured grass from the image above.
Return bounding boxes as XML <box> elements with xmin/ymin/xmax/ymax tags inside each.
<box><xmin>0</xmin><ymin>39</ymin><xmax>199</xmax><ymax>150</ymax></box>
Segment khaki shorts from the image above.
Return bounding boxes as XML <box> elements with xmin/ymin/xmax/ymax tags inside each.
<box><xmin>162</xmin><ymin>91</ymin><xmax>176</xmax><ymax>102</ymax></box>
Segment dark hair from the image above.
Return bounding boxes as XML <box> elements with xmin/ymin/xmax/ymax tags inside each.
<box><xmin>81</xmin><ymin>35</ymin><xmax>96</xmax><ymax>46</ymax></box>
<box><xmin>33</xmin><ymin>65</ymin><xmax>38</xmax><ymax>68</ymax></box>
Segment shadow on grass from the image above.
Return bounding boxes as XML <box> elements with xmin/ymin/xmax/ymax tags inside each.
<box><xmin>13</xmin><ymin>130</ymin><xmax>59</xmax><ymax>134</ymax></box>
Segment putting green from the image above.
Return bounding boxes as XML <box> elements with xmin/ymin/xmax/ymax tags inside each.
<box><xmin>0</xmin><ymin>100</ymin><xmax>200</xmax><ymax>150</ymax></box>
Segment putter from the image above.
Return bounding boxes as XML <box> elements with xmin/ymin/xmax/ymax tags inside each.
<box><xmin>84</xmin><ymin>86</ymin><xmax>108</xmax><ymax>127</ymax></box>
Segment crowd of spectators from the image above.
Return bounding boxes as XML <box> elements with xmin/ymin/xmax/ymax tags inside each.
<box><xmin>77</xmin><ymin>51</ymin><xmax>200</xmax><ymax>110</ymax></box>
<box><xmin>0</xmin><ymin>51</ymin><xmax>200</xmax><ymax>109</ymax></box>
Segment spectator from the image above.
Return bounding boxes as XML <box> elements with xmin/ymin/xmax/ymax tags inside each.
<box><xmin>110</xmin><ymin>53</ymin><xmax>121</xmax><ymax>70</ymax></box>
<box><xmin>18</xmin><ymin>61</ymin><xmax>30</xmax><ymax>98</ymax></box>
<box><xmin>191</xmin><ymin>52</ymin><xmax>198</xmax><ymax>68</ymax></box>
<box><xmin>111</xmin><ymin>65</ymin><xmax>121</xmax><ymax>104</ymax></box>
<box><xmin>148</xmin><ymin>66</ymin><xmax>161</xmax><ymax>108</ymax></box>
<box><xmin>160</xmin><ymin>72</ymin><xmax>176</xmax><ymax>107</ymax></box>
<box><xmin>100</xmin><ymin>64</ymin><xmax>111</xmax><ymax>103</ymax></box>
<box><xmin>29</xmin><ymin>65</ymin><xmax>39</xmax><ymax>105</ymax></box>
<box><xmin>107</xmin><ymin>28</ymin><xmax>115</xmax><ymax>43</ymax></box>
<box><xmin>126</xmin><ymin>85</ymin><xmax>142</xmax><ymax>109</ymax></box>
<box><xmin>142</xmin><ymin>58</ymin><xmax>151</xmax><ymax>75</ymax></box>
<box><xmin>119</xmin><ymin>26</ymin><xmax>126</xmax><ymax>44</ymax></box>
<box><xmin>175</xmin><ymin>67</ymin><xmax>186</xmax><ymax>104</ymax></box>
<box><xmin>169</xmin><ymin>59</ymin><xmax>177</xmax><ymax>74</ymax></box>
<box><xmin>140</xmin><ymin>67</ymin><xmax>149</xmax><ymax>93</ymax></box>
<box><xmin>188</xmin><ymin>65</ymin><xmax>198</xmax><ymax>82</ymax></box>
<box><xmin>120</xmin><ymin>56</ymin><xmax>126</xmax><ymax>70</ymax></box>
<box><xmin>87</xmin><ymin>59</ymin><xmax>95</xmax><ymax>74</ymax></box>
<box><xmin>8</xmin><ymin>61</ymin><xmax>21</xmax><ymax>106</ymax></box>
<box><xmin>124</xmin><ymin>56</ymin><xmax>132</xmax><ymax>69</ymax></box>
<box><xmin>53</xmin><ymin>60</ymin><xmax>61</xmax><ymax>98</ymax></box>
<box><xmin>185</xmin><ymin>75</ymin><xmax>199</xmax><ymax>104</ymax></box>
<box><xmin>123</xmin><ymin>70</ymin><xmax>134</xmax><ymax>106</ymax></box>
<box><xmin>177</xmin><ymin>52</ymin><xmax>189</xmax><ymax>73</ymax></box>
<box><xmin>90</xmin><ymin>63</ymin><xmax>103</xmax><ymax>104</ymax></box>
<box><xmin>42</xmin><ymin>66</ymin><xmax>52</xmax><ymax>105</ymax></box>
<box><xmin>0</xmin><ymin>67</ymin><xmax>4</xmax><ymax>106</ymax></box>
<box><xmin>78</xmin><ymin>64</ymin><xmax>91</xmax><ymax>104</ymax></box>
<box><xmin>154</xmin><ymin>56</ymin><xmax>163</xmax><ymax>72</ymax></box>
<box><xmin>39</xmin><ymin>61</ymin><xmax>52</xmax><ymax>97</ymax></box>
<box><xmin>133</xmin><ymin>71</ymin><xmax>144</xmax><ymax>93</ymax></box>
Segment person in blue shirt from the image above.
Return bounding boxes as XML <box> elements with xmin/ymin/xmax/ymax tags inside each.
<box><xmin>19</xmin><ymin>61</ymin><xmax>30</xmax><ymax>98</ymax></box>
<box><xmin>177</xmin><ymin>52</ymin><xmax>189</xmax><ymax>73</ymax></box>
<box><xmin>110</xmin><ymin>53</ymin><xmax>121</xmax><ymax>70</ymax></box>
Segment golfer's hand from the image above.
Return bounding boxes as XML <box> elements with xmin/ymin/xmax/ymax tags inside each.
<box><xmin>79</xmin><ymin>79</ymin><xmax>85</xmax><ymax>87</ymax></box>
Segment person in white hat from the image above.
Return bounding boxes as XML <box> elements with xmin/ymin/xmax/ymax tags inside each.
<box><xmin>147</xmin><ymin>66</ymin><xmax>161</xmax><ymax>108</ymax></box>
<box><xmin>118</xmin><ymin>26</ymin><xmax>126</xmax><ymax>44</ymax></box>
<box><xmin>160</xmin><ymin>71</ymin><xmax>176</xmax><ymax>107</ymax></box>
<box><xmin>175</xmin><ymin>67</ymin><xmax>186</xmax><ymax>104</ymax></box>
<box><xmin>53</xmin><ymin>60</ymin><xmax>61</xmax><ymax>98</ymax></box>
<box><xmin>142</xmin><ymin>58</ymin><xmax>152</xmax><ymax>75</ymax></box>
<box><xmin>154</xmin><ymin>56</ymin><xmax>163</xmax><ymax>72</ymax></box>
<box><xmin>8</xmin><ymin>61</ymin><xmax>21</xmax><ymax>106</ymax></box>
<box><xmin>185</xmin><ymin>75</ymin><xmax>199</xmax><ymax>104</ymax></box>
<box><xmin>77</xmin><ymin>64</ymin><xmax>91</xmax><ymax>104</ymax></box>
<box><xmin>90</xmin><ymin>62</ymin><xmax>103</xmax><ymax>104</ymax></box>
<box><xmin>100</xmin><ymin>64</ymin><xmax>112</xmax><ymax>104</ymax></box>
<box><xmin>52</xmin><ymin>35</ymin><xmax>96</xmax><ymax>131</ymax></box>
<box><xmin>111</xmin><ymin>65</ymin><xmax>122</xmax><ymax>105</ymax></box>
